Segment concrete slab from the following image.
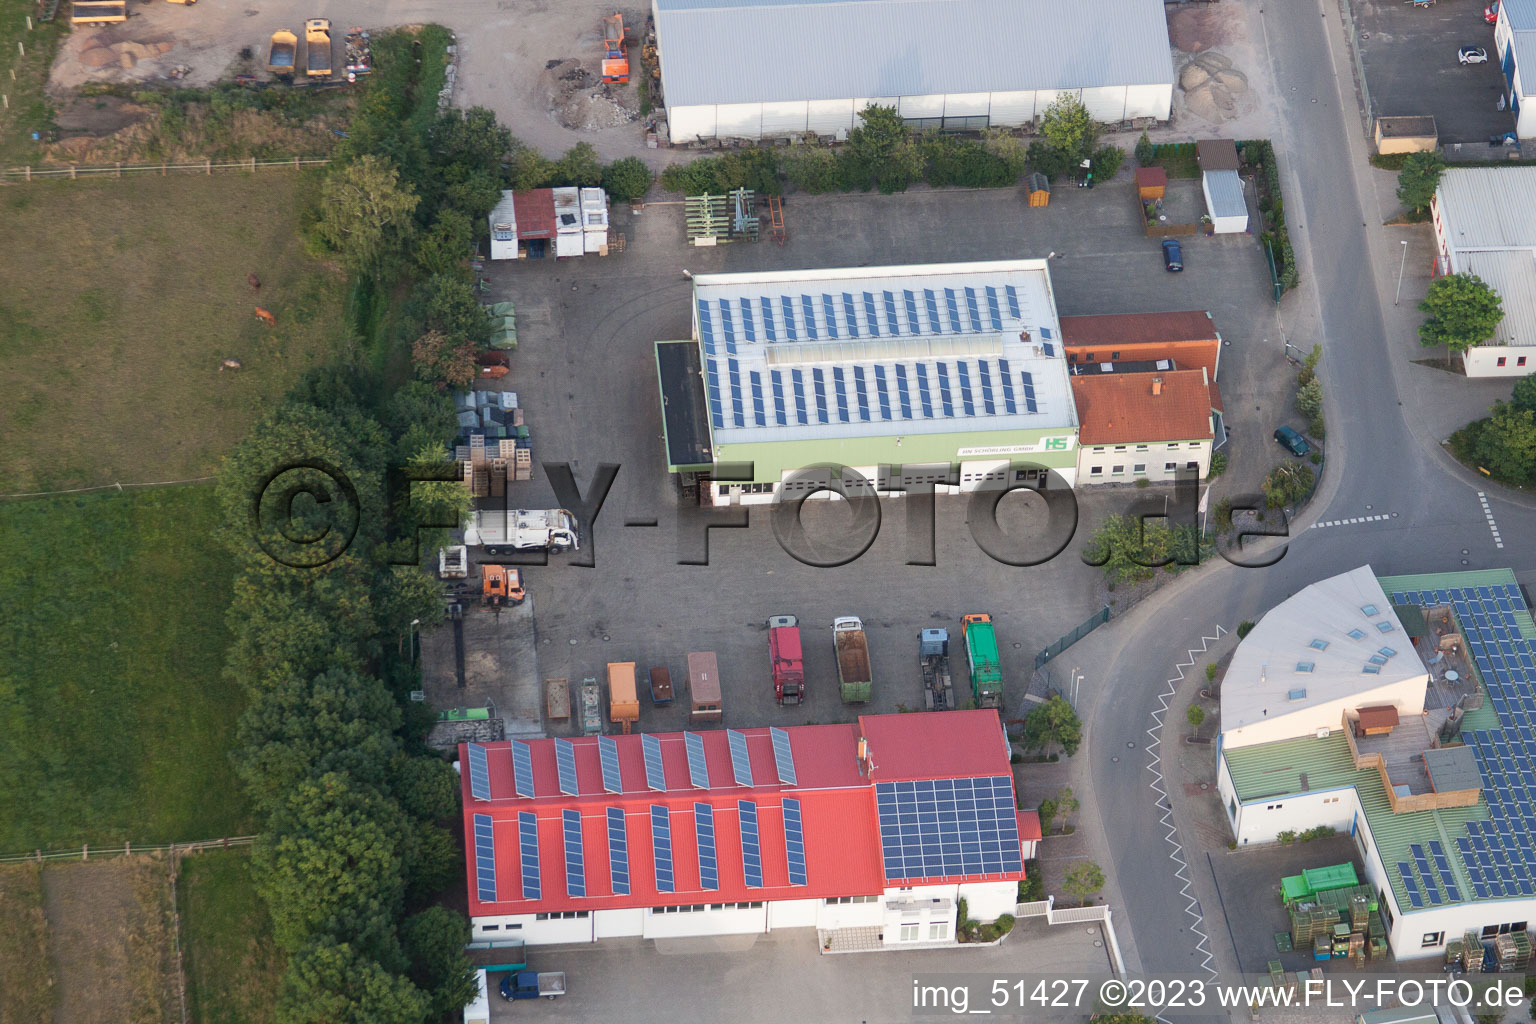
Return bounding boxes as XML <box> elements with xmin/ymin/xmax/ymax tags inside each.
<box><xmin>420</xmin><ymin>589</ymin><xmax>542</xmax><ymax>737</ymax></box>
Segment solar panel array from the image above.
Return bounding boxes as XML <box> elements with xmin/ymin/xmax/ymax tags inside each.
<box><xmin>606</xmin><ymin>807</ymin><xmax>630</xmax><ymax>895</ymax></box>
<box><xmin>695</xmin><ymin>803</ymin><xmax>719</xmax><ymax>890</ymax></box>
<box><xmin>563</xmin><ymin>809</ymin><xmax>586</xmax><ymax>898</ymax></box>
<box><xmin>770</xmin><ymin>727</ymin><xmax>797</xmax><ymax>786</ymax></box>
<box><xmin>1393</xmin><ymin>581</ymin><xmax>1536</xmax><ymax>903</ymax></box>
<box><xmin>685</xmin><ymin>732</ymin><xmax>710</xmax><ymax>789</ymax></box>
<box><xmin>511</xmin><ymin>740</ymin><xmax>535</xmax><ymax>798</ymax></box>
<box><xmin>739</xmin><ymin>800</ymin><xmax>763</xmax><ymax>887</ymax></box>
<box><xmin>643</xmin><ymin>733</ymin><xmax>666</xmax><ymax>792</ymax></box>
<box><xmin>875</xmin><ymin>776</ymin><xmax>1024</xmax><ymax>881</ymax></box>
<box><xmin>696</xmin><ymin>279</ymin><xmax>1057</xmax><ymax>433</ymax></box>
<box><xmin>472</xmin><ymin>813</ymin><xmax>497</xmax><ymax>902</ymax></box>
<box><xmin>651</xmin><ymin>805</ymin><xmax>675</xmax><ymax>893</ymax></box>
<box><xmin>599</xmin><ymin>736</ymin><xmax>622</xmax><ymax>794</ymax></box>
<box><xmin>783</xmin><ymin>798</ymin><xmax>808</xmax><ymax>886</ymax></box>
<box><xmin>555</xmin><ymin>738</ymin><xmax>579</xmax><ymax>797</ymax></box>
<box><xmin>517</xmin><ymin>811</ymin><xmax>541</xmax><ymax>900</ymax></box>
<box><xmin>466</xmin><ymin>742</ymin><xmax>492</xmax><ymax>801</ymax></box>
<box><xmin>727</xmin><ymin>730</ymin><xmax>753</xmax><ymax>788</ymax></box>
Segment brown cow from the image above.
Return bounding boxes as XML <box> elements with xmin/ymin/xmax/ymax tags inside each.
<box><xmin>220</xmin><ymin>358</ymin><xmax>243</xmax><ymax>371</ymax></box>
<box><xmin>255</xmin><ymin>308</ymin><xmax>276</xmax><ymax>326</ymax></box>
<box><xmin>248</xmin><ymin>273</ymin><xmax>261</xmax><ymax>292</ymax></box>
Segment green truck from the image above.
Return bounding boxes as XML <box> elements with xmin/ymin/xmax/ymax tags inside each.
<box><xmin>833</xmin><ymin>616</ymin><xmax>873</xmax><ymax>704</ymax></box>
<box><xmin>962</xmin><ymin>614</ymin><xmax>1002</xmax><ymax>710</ymax></box>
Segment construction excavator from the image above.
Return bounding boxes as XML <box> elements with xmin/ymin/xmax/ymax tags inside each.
<box><xmin>481</xmin><ymin>565</ymin><xmax>526</xmax><ymax>609</ymax></box>
<box><xmin>601</xmin><ymin>13</ymin><xmax>629</xmax><ymax>84</ymax></box>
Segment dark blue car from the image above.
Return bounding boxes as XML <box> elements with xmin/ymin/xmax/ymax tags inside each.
<box><xmin>1162</xmin><ymin>238</ymin><xmax>1183</xmax><ymax>272</ymax></box>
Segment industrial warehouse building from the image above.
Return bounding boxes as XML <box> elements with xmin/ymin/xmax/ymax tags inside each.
<box><xmin>650</xmin><ymin>0</ymin><xmax>1175</xmax><ymax>145</ymax></box>
<box><xmin>1494</xmin><ymin>0</ymin><xmax>1536</xmax><ymax>139</ymax></box>
<box><xmin>1430</xmin><ymin>167</ymin><xmax>1536</xmax><ymax>377</ymax></box>
<box><xmin>1216</xmin><ymin>565</ymin><xmax>1536</xmax><ymax>959</ymax></box>
<box><xmin>654</xmin><ymin>260</ymin><xmax>1080</xmax><ymax>506</ymax></box>
<box><xmin>459</xmin><ymin>711</ymin><xmax>1029</xmax><ymax>948</ymax></box>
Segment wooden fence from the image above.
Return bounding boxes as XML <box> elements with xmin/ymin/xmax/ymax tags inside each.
<box><xmin>0</xmin><ymin>835</ymin><xmax>257</xmax><ymax>864</ymax></box>
<box><xmin>1</xmin><ymin>157</ymin><xmax>330</xmax><ymax>182</ymax></box>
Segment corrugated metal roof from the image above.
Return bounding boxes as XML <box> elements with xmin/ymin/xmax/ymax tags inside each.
<box><xmin>1436</xmin><ymin>166</ymin><xmax>1536</xmax><ymax>252</ymax></box>
<box><xmin>1203</xmin><ymin>169</ymin><xmax>1247</xmax><ymax>219</ymax></box>
<box><xmin>654</xmin><ymin>0</ymin><xmax>1175</xmax><ymax>108</ymax></box>
<box><xmin>1461</xmin><ymin>251</ymin><xmax>1536</xmax><ymax>347</ymax></box>
<box><xmin>1508</xmin><ymin>0</ymin><xmax>1536</xmax><ymax>31</ymax></box>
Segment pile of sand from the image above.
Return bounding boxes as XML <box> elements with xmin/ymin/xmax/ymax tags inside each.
<box><xmin>78</xmin><ymin>38</ymin><xmax>176</xmax><ymax>70</ymax></box>
<box><xmin>1179</xmin><ymin>52</ymin><xmax>1250</xmax><ymax>123</ymax></box>
<box><xmin>543</xmin><ymin>58</ymin><xmax>639</xmax><ymax>132</ymax></box>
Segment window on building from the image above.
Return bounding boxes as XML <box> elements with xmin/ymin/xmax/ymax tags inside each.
<box><xmin>1093</xmin><ymin>447</ymin><xmax>1106</xmax><ymax>454</ymax></box>
<box><xmin>1497</xmin><ymin>357</ymin><xmax>1507</xmax><ymax>367</ymax></box>
<box><xmin>1166</xmin><ymin>443</ymin><xmax>1179</xmax><ymax>450</ymax></box>
<box><xmin>900</xmin><ymin>923</ymin><xmax>921</xmax><ymax>942</ymax></box>
<box><xmin>1165</xmin><ymin>462</ymin><xmax>1177</xmax><ymax>471</ymax></box>
<box><xmin>928</xmin><ymin>922</ymin><xmax>948</xmax><ymax>940</ymax></box>
<box><xmin>1186</xmin><ymin>461</ymin><xmax>1199</xmax><ymax>471</ymax></box>
<box><xmin>534</xmin><ymin>911</ymin><xmax>589</xmax><ymax>921</ymax></box>
<box><xmin>1422</xmin><ymin>932</ymin><xmax>1444</xmax><ymax>948</ymax></box>
<box><xmin>1134</xmin><ymin>464</ymin><xmax>1147</xmax><ymax>474</ymax></box>
<box><xmin>1090</xmin><ymin>467</ymin><xmax>1103</xmax><ymax>477</ymax></box>
<box><xmin>1112</xmin><ymin>352</ymin><xmax>1122</xmax><ymax>361</ymax></box>
<box><xmin>1114</xmin><ymin>446</ymin><xmax>1128</xmax><ymax>453</ymax></box>
<box><xmin>1229</xmin><ymin>798</ymin><xmax>1237</xmax><ymax>819</ymax></box>
<box><xmin>482</xmin><ymin>924</ymin><xmax>500</xmax><ymax>932</ymax></box>
<box><xmin>1520</xmin><ymin>357</ymin><xmax>1528</xmax><ymax>367</ymax></box>
<box><xmin>824</xmin><ymin>896</ymin><xmax>878</xmax><ymax>905</ymax></box>
<box><xmin>1111</xmin><ymin>465</ymin><xmax>1125</xmax><ymax>475</ymax></box>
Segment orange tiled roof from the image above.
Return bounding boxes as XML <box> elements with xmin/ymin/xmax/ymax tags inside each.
<box><xmin>1071</xmin><ymin>370</ymin><xmax>1215</xmax><ymax>445</ymax></box>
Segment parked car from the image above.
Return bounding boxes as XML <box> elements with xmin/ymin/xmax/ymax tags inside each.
<box><xmin>1459</xmin><ymin>46</ymin><xmax>1490</xmax><ymax>64</ymax></box>
<box><xmin>1161</xmin><ymin>238</ymin><xmax>1184</xmax><ymax>272</ymax></box>
<box><xmin>1274</xmin><ymin>425</ymin><xmax>1311</xmax><ymax>457</ymax></box>
<box><xmin>1485</xmin><ymin>1</ymin><xmax>1500</xmax><ymax>25</ymax></box>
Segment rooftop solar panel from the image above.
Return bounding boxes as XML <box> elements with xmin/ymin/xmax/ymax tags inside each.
<box><xmin>882</xmin><ymin>291</ymin><xmax>898</xmax><ymax>336</ymax></box>
<box><xmin>697</xmin><ymin>301</ymin><xmax>715</xmax><ymax>355</ymax></box>
<box><xmin>642</xmin><ymin>733</ymin><xmax>666</xmax><ymax>792</ymax></box>
<box><xmin>895</xmin><ymin>363</ymin><xmax>913</xmax><ymax>419</ymax></box>
<box><xmin>760</xmin><ymin>298</ymin><xmax>776</xmax><ymax>342</ymax></box>
<box><xmin>812</xmin><ymin>367</ymin><xmax>829</xmax><ymax>424</ymax></box>
<box><xmin>965</xmin><ymin>288</ymin><xmax>983</xmax><ymax>333</ymax></box>
<box><xmin>801</xmin><ymin>295</ymin><xmax>818</xmax><ymax>340</ymax></box>
<box><xmin>606</xmin><ymin>807</ymin><xmax>630</xmax><ymax>895</ymax></box>
<box><xmin>924</xmin><ymin>289</ymin><xmax>942</xmax><ymax>333</ymax></box>
<box><xmin>1004</xmin><ymin>285</ymin><xmax>1021</xmax><ymax>319</ymax></box>
<box><xmin>555</xmin><ymin>738</ymin><xmax>579</xmax><ymax>796</ymax></box>
<box><xmin>854</xmin><ymin>366</ymin><xmax>871</xmax><ymax>421</ymax></box>
<box><xmin>843</xmin><ymin>293</ymin><xmax>860</xmax><ymax>338</ymax></box>
<box><xmin>728</xmin><ymin>730</ymin><xmax>754</xmax><ymax>788</ymax></box>
<box><xmin>936</xmin><ymin>362</ymin><xmax>955</xmax><ymax>417</ymax></box>
<box><xmin>770</xmin><ymin>727</ymin><xmax>797</xmax><ymax>786</ymax></box>
<box><xmin>651</xmin><ymin>805</ymin><xmax>674</xmax><ymax>892</ymax></box>
<box><xmin>822</xmin><ymin>294</ymin><xmax>839</xmax><ymax>339</ymax></box>
<box><xmin>945</xmin><ymin>289</ymin><xmax>963</xmax><ymax>333</ymax></box>
<box><xmin>781</xmin><ymin>297</ymin><xmax>798</xmax><ymax>341</ymax></box>
<box><xmin>1397</xmin><ymin>863</ymin><xmax>1422</xmax><ymax>908</ymax></box>
<box><xmin>783</xmin><ymin>797</ymin><xmax>808</xmax><ymax>885</ymax></box>
<box><xmin>719</xmin><ymin>300</ymin><xmax>736</xmax><ymax>354</ymax></box>
<box><xmin>685</xmin><ymin>732</ymin><xmax>710</xmax><ymax>789</ymax></box>
<box><xmin>740</xmin><ymin>298</ymin><xmax>756</xmax><ymax>343</ymax></box>
<box><xmin>728</xmin><ymin>357</ymin><xmax>745</xmax><ymax>429</ymax></box>
<box><xmin>903</xmin><ymin>290</ymin><xmax>921</xmax><ymax>334</ymax></box>
<box><xmin>518</xmin><ymin>811</ymin><xmax>541</xmax><ymax>900</ymax></box>
<box><xmin>792</xmin><ymin>369</ymin><xmax>808</xmax><ymax>425</ymax></box>
<box><xmin>956</xmin><ymin>361</ymin><xmax>976</xmax><ymax>416</ymax></box>
<box><xmin>1020</xmin><ymin>370</ymin><xmax>1038</xmax><ymax>413</ymax></box>
<box><xmin>833</xmin><ymin>366</ymin><xmax>850</xmax><ymax>423</ymax></box>
<box><xmin>563</xmin><ymin>809</ymin><xmax>586</xmax><ymax>898</ymax></box>
<box><xmin>749</xmin><ymin>370</ymin><xmax>767</xmax><ymax>427</ymax></box>
<box><xmin>511</xmin><ymin>740</ymin><xmax>535</xmax><ymax>798</ymax></box>
<box><xmin>977</xmin><ymin>360</ymin><xmax>996</xmax><ymax>414</ymax></box>
<box><xmin>915</xmin><ymin>363</ymin><xmax>935</xmax><ymax>417</ymax></box>
<box><xmin>997</xmin><ymin>358</ymin><xmax>1018</xmax><ymax>414</ymax></box>
<box><xmin>874</xmin><ymin>364</ymin><xmax>892</xmax><ymax>420</ymax></box>
<box><xmin>739</xmin><ymin>800</ymin><xmax>763</xmax><ymax>887</ymax></box>
<box><xmin>985</xmin><ymin>286</ymin><xmax>1003</xmax><ymax>331</ymax></box>
<box><xmin>473</xmin><ymin>813</ymin><xmax>498</xmax><ymax>902</ymax></box>
<box><xmin>695</xmin><ymin>802</ymin><xmax>719</xmax><ymax>890</ymax></box>
<box><xmin>466</xmin><ymin>742</ymin><xmax>492</xmax><ymax>801</ymax></box>
<box><xmin>875</xmin><ymin>776</ymin><xmax>1023</xmax><ymax>881</ymax></box>
<box><xmin>771</xmin><ymin>370</ymin><xmax>788</xmax><ymax>426</ymax></box>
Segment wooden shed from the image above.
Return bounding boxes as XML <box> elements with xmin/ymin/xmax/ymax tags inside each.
<box><xmin>1026</xmin><ymin>172</ymin><xmax>1050</xmax><ymax>207</ymax></box>
<box><xmin>1354</xmin><ymin>705</ymin><xmax>1399</xmax><ymax>737</ymax></box>
<box><xmin>1135</xmin><ymin>166</ymin><xmax>1167</xmax><ymax>200</ymax></box>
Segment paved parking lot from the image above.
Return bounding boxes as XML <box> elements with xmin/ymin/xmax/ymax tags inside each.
<box><xmin>480</xmin><ymin>922</ymin><xmax>1117</xmax><ymax>1024</ymax></box>
<box><xmin>1349</xmin><ymin>0</ymin><xmax>1512</xmax><ymax>143</ymax></box>
<box><xmin>429</xmin><ymin>179</ymin><xmax>1283</xmax><ymax>735</ymax></box>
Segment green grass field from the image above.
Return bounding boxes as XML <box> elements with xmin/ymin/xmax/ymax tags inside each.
<box><xmin>0</xmin><ymin>171</ymin><xmax>351</xmax><ymax>494</ymax></box>
<box><xmin>0</xmin><ymin>485</ymin><xmax>253</xmax><ymax>850</ymax></box>
<box><xmin>180</xmin><ymin>851</ymin><xmax>283</xmax><ymax>1024</ymax></box>
<box><xmin>0</xmin><ymin>0</ymin><xmax>63</xmax><ymax>167</ymax></box>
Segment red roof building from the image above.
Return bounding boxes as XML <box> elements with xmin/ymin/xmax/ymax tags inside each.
<box><xmin>1061</xmin><ymin>310</ymin><xmax>1223</xmax><ymax>380</ymax></box>
<box><xmin>460</xmin><ymin>710</ymin><xmax>1028</xmax><ymax>948</ymax></box>
<box><xmin>1070</xmin><ymin>368</ymin><xmax>1220</xmax><ymax>484</ymax></box>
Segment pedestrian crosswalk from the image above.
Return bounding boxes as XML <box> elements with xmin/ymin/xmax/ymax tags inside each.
<box><xmin>1310</xmin><ymin>513</ymin><xmax>1396</xmax><ymax>530</ymax></box>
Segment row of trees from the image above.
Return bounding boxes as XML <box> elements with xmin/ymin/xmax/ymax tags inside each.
<box><xmin>658</xmin><ymin>99</ymin><xmax>1126</xmax><ymax>197</ymax></box>
<box><xmin>1452</xmin><ymin>376</ymin><xmax>1536</xmax><ymax>485</ymax></box>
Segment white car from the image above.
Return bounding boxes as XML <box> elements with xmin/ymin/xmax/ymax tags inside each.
<box><xmin>1460</xmin><ymin>46</ymin><xmax>1490</xmax><ymax>64</ymax></box>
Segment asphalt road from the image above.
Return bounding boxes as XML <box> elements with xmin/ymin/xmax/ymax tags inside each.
<box><xmin>1081</xmin><ymin>0</ymin><xmax>1536</xmax><ymax>991</ymax></box>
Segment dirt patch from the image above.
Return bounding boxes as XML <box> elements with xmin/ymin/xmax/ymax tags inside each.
<box><xmin>41</xmin><ymin>859</ymin><xmax>179</xmax><ymax>1024</ymax></box>
<box><xmin>0</xmin><ymin>864</ymin><xmax>54</xmax><ymax>1024</ymax></box>
<box><xmin>1167</xmin><ymin>6</ymin><xmax>1235</xmax><ymax>53</ymax></box>
<box><xmin>1179</xmin><ymin>51</ymin><xmax>1253</xmax><ymax>125</ymax></box>
<box><xmin>53</xmin><ymin>94</ymin><xmax>156</xmax><ymax>136</ymax></box>
<box><xmin>542</xmin><ymin>57</ymin><xmax>639</xmax><ymax>132</ymax></box>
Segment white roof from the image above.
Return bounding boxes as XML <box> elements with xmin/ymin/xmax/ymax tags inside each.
<box><xmin>1436</xmin><ymin>167</ymin><xmax>1536</xmax><ymax>254</ymax></box>
<box><xmin>1462</xmin><ymin>251</ymin><xmax>1536</xmax><ymax>347</ymax></box>
<box><xmin>654</xmin><ymin>0</ymin><xmax>1175</xmax><ymax>108</ymax></box>
<box><xmin>691</xmin><ymin>260</ymin><xmax>1076</xmax><ymax>446</ymax></box>
<box><xmin>489</xmin><ymin>189</ymin><xmax>517</xmax><ymax>231</ymax></box>
<box><xmin>1203</xmin><ymin>169</ymin><xmax>1246</xmax><ymax>219</ymax></box>
<box><xmin>1220</xmin><ymin>566</ymin><xmax>1428</xmax><ymax>735</ymax></box>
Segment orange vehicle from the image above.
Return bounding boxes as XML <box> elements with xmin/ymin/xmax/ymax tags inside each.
<box><xmin>479</xmin><ymin>364</ymin><xmax>510</xmax><ymax>379</ymax></box>
<box><xmin>481</xmin><ymin>565</ymin><xmax>526</xmax><ymax>608</ymax></box>
<box><xmin>601</xmin><ymin>13</ymin><xmax>629</xmax><ymax>84</ymax></box>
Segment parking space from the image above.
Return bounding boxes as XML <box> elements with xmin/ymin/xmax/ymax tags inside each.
<box><xmin>482</xmin><ymin>922</ymin><xmax>1117</xmax><ymax>1024</ymax></box>
<box><xmin>1350</xmin><ymin>0</ymin><xmax>1512</xmax><ymax>144</ymax></box>
<box><xmin>433</xmin><ymin>180</ymin><xmax>1281</xmax><ymax>735</ymax></box>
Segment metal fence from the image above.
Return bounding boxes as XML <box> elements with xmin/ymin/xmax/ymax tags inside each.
<box><xmin>1034</xmin><ymin>606</ymin><xmax>1111</xmax><ymax>669</ymax></box>
<box><xmin>1335</xmin><ymin>0</ymin><xmax>1377</xmax><ymax>140</ymax></box>
<box><xmin>0</xmin><ymin>835</ymin><xmax>256</xmax><ymax>865</ymax></box>
<box><xmin>2</xmin><ymin>157</ymin><xmax>329</xmax><ymax>182</ymax></box>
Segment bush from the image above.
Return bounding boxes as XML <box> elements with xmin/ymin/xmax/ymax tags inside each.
<box><xmin>507</xmin><ymin>145</ymin><xmax>556</xmax><ymax>191</ymax></box>
<box><xmin>1296</xmin><ymin>377</ymin><xmax>1323</xmax><ymax>419</ymax></box>
<box><xmin>1205</xmin><ymin>663</ymin><xmax>1218</xmax><ymax>683</ymax></box>
<box><xmin>1209</xmin><ymin>451</ymin><xmax>1229</xmax><ymax>477</ymax></box>
<box><xmin>1263</xmin><ymin>462</ymin><xmax>1315</xmax><ymax>510</ymax></box>
<box><xmin>1308</xmin><ymin>414</ymin><xmax>1326</xmax><ymax>439</ymax></box>
<box><xmin>660</xmin><ymin>157</ymin><xmax>723</xmax><ymax>195</ymax></box>
<box><xmin>1277</xmin><ymin>830</ymin><xmax>1297</xmax><ymax>845</ymax></box>
<box><xmin>1018</xmin><ymin>861</ymin><xmax>1044</xmax><ymax>902</ymax></box>
<box><xmin>1237</xmin><ymin>620</ymin><xmax>1256</xmax><ymax>639</ymax></box>
<box><xmin>1027</xmin><ymin>140</ymin><xmax>1074</xmax><ymax>182</ymax></box>
<box><xmin>1092</xmin><ymin>144</ymin><xmax>1125</xmax><ymax>181</ymax></box>
<box><xmin>782</xmin><ymin>145</ymin><xmax>842</xmax><ymax>194</ymax></box>
<box><xmin>1135</xmin><ymin>131</ymin><xmax>1154</xmax><ymax>166</ymax></box>
<box><xmin>922</xmin><ymin>136</ymin><xmax>1017</xmax><ymax>188</ymax></box>
<box><xmin>601</xmin><ymin>157</ymin><xmax>653</xmax><ymax>202</ymax></box>
<box><xmin>552</xmin><ymin>142</ymin><xmax>603</xmax><ymax>187</ymax></box>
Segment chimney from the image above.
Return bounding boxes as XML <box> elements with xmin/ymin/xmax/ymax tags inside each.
<box><xmin>1151</xmin><ymin>377</ymin><xmax>1164</xmax><ymax>396</ymax></box>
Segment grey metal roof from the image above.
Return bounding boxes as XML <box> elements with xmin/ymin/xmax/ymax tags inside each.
<box><xmin>1460</xmin><ymin>251</ymin><xmax>1536</xmax><ymax>347</ymax></box>
<box><xmin>654</xmin><ymin>0</ymin><xmax>1175</xmax><ymax>108</ymax></box>
<box><xmin>1436</xmin><ymin>166</ymin><xmax>1536</xmax><ymax>251</ymax></box>
<box><xmin>1203</xmin><ymin>169</ymin><xmax>1247</xmax><ymax>220</ymax></box>
<box><xmin>1422</xmin><ymin>746</ymin><xmax>1482</xmax><ymax>795</ymax></box>
<box><xmin>1504</xmin><ymin>0</ymin><xmax>1536</xmax><ymax>32</ymax></box>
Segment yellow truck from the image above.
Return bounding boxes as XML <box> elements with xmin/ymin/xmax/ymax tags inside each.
<box><xmin>304</xmin><ymin>18</ymin><xmax>332</xmax><ymax>78</ymax></box>
<box><xmin>70</xmin><ymin>0</ymin><xmax>126</xmax><ymax>26</ymax></box>
<box><xmin>267</xmin><ymin>29</ymin><xmax>297</xmax><ymax>75</ymax></box>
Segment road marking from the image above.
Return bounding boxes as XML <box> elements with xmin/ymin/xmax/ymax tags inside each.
<box><xmin>1146</xmin><ymin>627</ymin><xmax>1225</xmax><ymax>982</ymax></box>
<box><xmin>1309</xmin><ymin>513</ymin><xmax>1395</xmax><ymax>529</ymax></box>
<box><xmin>1478</xmin><ymin>492</ymin><xmax>1504</xmax><ymax>550</ymax></box>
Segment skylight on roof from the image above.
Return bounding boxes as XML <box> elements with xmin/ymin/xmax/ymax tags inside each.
<box><xmin>1376</xmin><ymin>621</ymin><xmax>1395</xmax><ymax>633</ymax></box>
<box><xmin>1296</xmin><ymin>662</ymin><xmax>1315</xmax><ymax>674</ymax></box>
<box><xmin>1347</xmin><ymin>628</ymin><xmax>1366</xmax><ymax>640</ymax></box>
<box><xmin>1379</xmin><ymin>646</ymin><xmax>1397</xmax><ymax>657</ymax></box>
<box><xmin>1361</xmin><ymin>604</ymin><xmax>1380</xmax><ymax>616</ymax></box>
<box><xmin>1369</xmin><ymin>654</ymin><xmax>1389</xmax><ymax>666</ymax></box>
<box><xmin>1362</xmin><ymin>664</ymin><xmax>1381</xmax><ymax>675</ymax></box>
<box><xmin>1309</xmin><ymin>639</ymin><xmax>1329</xmax><ymax>651</ymax></box>
<box><xmin>1287</xmin><ymin>687</ymin><xmax>1308</xmax><ymax>700</ymax></box>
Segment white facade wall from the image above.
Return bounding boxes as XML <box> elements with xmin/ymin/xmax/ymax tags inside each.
<box><xmin>1224</xmin><ymin>774</ymin><xmax>1360</xmax><ymax>847</ymax></box>
<box><xmin>957</xmin><ymin>880</ymin><xmax>1020</xmax><ymax>921</ymax></box>
<box><xmin>594</xmin><ymin>907</ymin><xmax>645</xmax><ymax>939</ymax></box>
<box><xmin>768</xmin><ymin>897</ymin><xmax>820</xmax><ymax>929</ymax></box>
<box><xmin>643</xmin><ymin>904</ymin><xmax>769</xmax><ymax>939</ymax></box>
<box><xmin>708</xmin><ymin>461</ymin><xmax>1077</xmax><ymax>506</ymax></box>
<box><xmin>1462</xmin><ymin>345</ymin><xmax>1535</xmax><ymax>376</ymax></box>
<box><xmin>815</xmin><ymin>898</ymin><xmax>887</xmax><ymax>931</ymax></box>
<box><xmin>1221</xmin><ymin>676</ymin><xmax>1426</xmax><ymax>750</ymax></box>
<box><xmin>665</xmin><ymin>86</ymin><xmax>1172</xmax><ymax>143</ymax></box>
<box><xmin>1076</xmin><ymin>440</ymin><xmax>1211</xmax><ymax>485</ymax></box>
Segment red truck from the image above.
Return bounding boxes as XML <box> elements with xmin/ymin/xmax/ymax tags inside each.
<box><xmin>768</xmin><ymin>614</ymin><xmax>804</xmax><ymax>705</ymax></box>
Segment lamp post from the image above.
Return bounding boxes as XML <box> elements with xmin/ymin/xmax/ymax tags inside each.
<box><xmin>1395</xmin><ymin>239</ymin><xmax>1409</xmax><ymax>305</ymax></box>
